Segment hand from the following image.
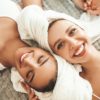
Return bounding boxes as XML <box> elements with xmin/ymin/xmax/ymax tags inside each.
<box><xmin>73</xmin><ymin>0</ymin><xmax>92</xmax><ymax>11</ymax></box>
<box><xmin>21</xmin><ymin>82</ymin><xmax>40</xmax><ymax>100</ymax></box>
<box><xmin>87</xmin><ymin>0</ymin><xmax>100</xmax><ymax>15</ymax></box>
<box><xmin>83</xmin><ymin>0</ymin><xmax>93</xmax><ymax>10</ymax></box>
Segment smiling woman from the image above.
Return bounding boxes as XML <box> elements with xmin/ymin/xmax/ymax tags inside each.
<box><xmin>15</xmin><ymin>47</ymin><xmax>57</xmax><ymax>92</ymax></box>
<box><xmin>17</xmin><ymin>5</ymin><xmax>100</xmax><ymax>100</ymax></box>
<box><xmin>48</xmin><ymin>19</ymin><xmax>90</xmax><ymax>64</ymax></box>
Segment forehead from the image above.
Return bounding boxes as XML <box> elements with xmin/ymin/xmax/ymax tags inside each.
<box><xmin>48</xmin><ymin>20</ymin><xmax>74</xmax><ymax>44</ymax></box>
<box><xmin>49</xmin><ymin>19</ymin><xmax>74</xmax><ymax>28</ymax></box>
<box><xmin>49</xmin><ymin>20</ymin><xmax>75</xmax><ymax>35</ymax></box>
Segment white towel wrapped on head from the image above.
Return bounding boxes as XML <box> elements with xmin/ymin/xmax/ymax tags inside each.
<box><xmin>17</xmin><ymin>5</ymin><xmax>87</xmax><ymax>53</ymax></box>
<box><xmin>11</xmin><ymin>54</ymin><xmax>93</xmax><ymax>100</ymax></box>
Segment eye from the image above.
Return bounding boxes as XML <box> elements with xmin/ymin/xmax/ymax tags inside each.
<box><xmin>83</xmin><ymin>0</ymin><xmax>86</xmax><ymax>2</ymax></box>
<box><xmin>38</xmin><ymin>55</ymin><xmax>44</xmax><ymax>64</ymax></box>
<box><xmin>69</xmin><ymin>28</ymin><xmax>77</xmax><ymax>36</ymax></box>
<box><xmin>26</xmin><ymin>70</ymin><xmax>34</xmax><ymax>84</ymax></box>
<box><xmin>57</xmin><ymin>41</ymin><xmax>65</xmax><ymax>50</ymax></box>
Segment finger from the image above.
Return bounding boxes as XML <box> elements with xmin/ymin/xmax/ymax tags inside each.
<box><xmin>31</xmin><ymin>95</ymin><xmax>40</xmax><ymax>100</ymax></box>
<box><xmin>20</xmin><ymin>81</ymin><xmax>28</xmax><ymax>91</ymax></box>
<box><xmin>83</xmin><ymin>3</ymin><xmax>88</xmax><ymax>10</ymax></box>
<box><xmin>86</xmin><ymin>0</ymin><xmax>92</xmax><ymax>5</ymax></box>
<box><xmin>29</xmin><ymin>89</ymin><xmax>36</xmax><ymax>99</ymax></box>
<box><xmin>34</xmin><ymin>96</ymin><xmax>39</xmax><ymax>100</ymax></box>
<box><xmin>20</xmin><ymin>81</ymin><xmax>31</xmax><ymax>94</ymax></box>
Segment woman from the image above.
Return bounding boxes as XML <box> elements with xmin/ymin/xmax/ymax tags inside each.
<box><xmin>0</xmin><ymin>0</ymin><xmax>93</xmax><ymax>100</ymax></box>
<box><xmin>17</xmin><ymin>4</ymin><xmax>100</xmax><ymax>100</ymax></box>
<box><xmin>0</xmin><ymin>0</ymin><xmax>56</xmax><ymax>100</ymax></box>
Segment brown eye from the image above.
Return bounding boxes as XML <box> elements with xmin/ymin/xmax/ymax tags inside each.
<box><xmin>38</xmin><ymin>55</ymin><xmax>44</xmax><ymax>64</ymax></box>
<box><xmin>69</xmin><ymin>28</ymin><xmax>77</xmax><ymax>36</ymax></box>
<box><xmin>57</xmin><ymin>41</ymin><xmax>65</xmax><ymax>50</ymax></box>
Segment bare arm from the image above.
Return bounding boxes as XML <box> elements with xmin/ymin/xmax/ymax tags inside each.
<box><xmin>21</xmin><ymin>0</ymin><xmax>43</xmax><ymax>8</ymax></box>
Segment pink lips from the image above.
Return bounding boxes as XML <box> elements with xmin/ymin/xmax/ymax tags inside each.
<box><xmin>20</xmin><ymin>53</ymin><xmax>30</xmax><ymax>63</ymax></box>
<box><xmin>73</xmin><ymin>43</ymin><xmax>86</xmax><ymax>57</ymax></box>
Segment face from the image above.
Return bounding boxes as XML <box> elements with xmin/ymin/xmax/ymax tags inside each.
<box><xmin>48</xmin><ymin>20</ymin><xmax>92</xmax><ymax>64</ymax></box>
<box><xmin>14</xmin><ymin>47</ymin><xmax>57</xmax><ymax>91</ymax></box>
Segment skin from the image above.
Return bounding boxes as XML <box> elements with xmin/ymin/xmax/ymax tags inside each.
<box><xmin>48</xmin><ymin>19</ymin><xmax>100</xmax><ymax>100</ymax></box>
<box><xmin>88</xmin><ymin>0</ymin><xmax>100</xmax><ymax>15</ymax></box>
<box><xmin>0</xmin><ymin>14</ymin><xmax>57</xmax><ymax>100</ymax></box>
<box><xmin>21</xmin><ymin>0</ymin><xmax>43</xmax><ymax>8</ymax></box>
<box><xmin>15</xmin><ymin>47</ymin><xmax>57</xmax><ymax>92</ymax></box>
<box><xmin>48</xmin><ymin>19</ymin><xmax>91</xmax><ymax>64</ymax></box>
<box><xmin>73</xmin><ymin>0</ymin><xmax>89</xmax><ymax>10</ymax></box>
<box><xmin>73</xmin><ymin>0</ymin><xmax>100</xmax><ymax>15</ymax></box>
<box><xmin>0</xmin><ymin>11</ymin><xmax>57</xmax><ymax>100</ymax></box>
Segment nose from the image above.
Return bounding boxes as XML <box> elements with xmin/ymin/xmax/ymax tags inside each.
<box><xmin>65</xmin><ymin>37</ymin><xmax>78</xmax><ymax>50</ymax></box>
<box><xmin>23</xmin><ymin>52</ymin><xmax>40</xmax><ymax>68</ymax></box>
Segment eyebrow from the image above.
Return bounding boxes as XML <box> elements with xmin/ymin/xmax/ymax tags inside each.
<box><xmin>26</xmin><ymin>71</ymin><xmax>35</xmax><ymax>83</ymax></box>
<box><xmin>65</xmin><ymin>25</ymin><xmax>73</xmax><ymax>34</ymax></box>
<box><xmin>53</xmin><ymin>25</ymin><xmax>73</xmax><ymax>48</ymax></box>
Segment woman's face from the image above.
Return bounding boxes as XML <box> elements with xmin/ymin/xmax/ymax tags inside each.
<box><xmin>48</xmin><ymin>20</ymin><xmax>92</xmax><ymax>64</ymax></box>
<box><xmin>14</xmin><ymin>47</ymin><xmax>57</xmax><ymax>91</ymax></box>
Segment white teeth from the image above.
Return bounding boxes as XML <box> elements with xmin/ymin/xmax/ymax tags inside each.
<box><xmin>75</xmin><ymin>45</ymin><xmax>84</xmax><ymax>56</ymax></box>
<box><xmin>21</xmin><ymin>53</ymin><xmax>29</xmax><ymax>62</ymax></box>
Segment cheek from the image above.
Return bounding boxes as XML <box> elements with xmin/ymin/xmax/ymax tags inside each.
<box><xmin>57</xmin><ymin>49</ymin><xmax>69</xmax><ymax>59</ymax></box>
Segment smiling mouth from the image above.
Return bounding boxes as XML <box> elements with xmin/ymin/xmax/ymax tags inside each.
<box><xmin>73</xmin><ymin>43</ymin><xmax>86</xmax><ymax>57</ymax></box>
<box><xmin>20</xmin><ymin>52</ymin><xmax>30</xmax><ymax>63</ymax></box>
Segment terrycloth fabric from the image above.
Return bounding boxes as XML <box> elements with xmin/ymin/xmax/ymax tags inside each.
<box><xmin>17</xmin><ymin>5</ymin><xmax>96</xmax><ymax>54</ymax></box>
<box><xmin>17</xmin><ymin>5</ymin><xmax>50</xmax><ymax>50</ymax></box>
<box><xmin>0</xmin><ymin>0</ymin><xmax>21</xmax><ymax>21</ymax></box>
<box><xmin>79</xmin><ymin>13</ymin><xmax>100</xmax><ymax>37</ymax></box>
<box><xmin>11</xmin><ymin>54</ymin><xmax>93</xmax><ymax>100</ymax></box>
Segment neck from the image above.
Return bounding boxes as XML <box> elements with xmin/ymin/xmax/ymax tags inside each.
<box><xmin>80</xmin><ymin>46</ymin><xmax>100</xmax><ymax>80</ymax></box>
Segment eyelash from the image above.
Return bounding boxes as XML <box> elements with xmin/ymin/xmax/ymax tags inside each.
<box><xmin>38</xmin><ymin>55</ymin><xmax>44</xmax><ymax>64</ymax></box>
<box><xmin>26</xmin><ymin>70</ymin><xmax>34</xmax><ymax>83</ymax></box>
<box><xmin>69</xmin><ymin>28</ymin><xmax>77</xmax><ymax>36</ymax></box>
<box><xmin>57</xmin><ymin>41</ymin><xmax>65</xmax><ymax>50</ymax></box>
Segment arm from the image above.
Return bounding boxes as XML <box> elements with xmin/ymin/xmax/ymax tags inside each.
<box><xmin>21</xmin><ymin>0</ymin><xmax>43</xmax><ymax>8</ymax></box>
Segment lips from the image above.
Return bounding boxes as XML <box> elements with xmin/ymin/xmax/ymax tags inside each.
<box><xmin>73</xmin><ymin>43</ymin><xmax>86</xmax><ymax>57</ymax></box>
<box><xmin>16</xmin><ymin>49</ymin><xmax>33</xmax><ymax>65</ymax></box>
<box><xmin>20</xmin><ymin>52</ymin><xmax>30</xmax><ymax>63</ymax></box>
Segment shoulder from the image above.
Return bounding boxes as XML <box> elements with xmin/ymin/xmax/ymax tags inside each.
<box><xmin>0</xmin><ymin>17</ymin><xmax>19</xmax><ymax>52</ymax></box>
